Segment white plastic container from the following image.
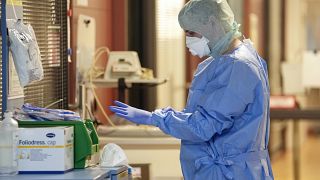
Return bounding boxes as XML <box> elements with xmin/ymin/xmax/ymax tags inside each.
<box><xmin>0</xmin><ymin>111</ymin><xmax>19</xmax><ymax>176</ymax></box>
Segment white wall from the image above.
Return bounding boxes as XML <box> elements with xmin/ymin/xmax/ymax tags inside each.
<box><xmin>155</xmin><ymin>0</ymin><xmax>186</xmax><ymax>110</ymax></box>
<box><xmin>283</xmin><ymin>0</ymin><xmax>320</xmax><ymax>150</ymax></box>
<box><xmin>285</xmin><ymin>0</ymin><xmax>307</xmax><ymax>64</ymax></box>
<box><xmin>268</xmin><ymin>0</ymin><xmax>282</xmax><ymax>95</ymax></box>
<box><xmin>269</xmin><ymin>0</ymin><xmax>315</xmax><ymax>153</ymax></box>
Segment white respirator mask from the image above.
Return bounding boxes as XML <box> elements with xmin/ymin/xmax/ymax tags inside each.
<box><xmin>100</xmin><ymin>143</ymin><xmax>129</xmax><ymax>167</ymax></box>
<box><xmin>186</xmin><ymin>36</ymin><xmax>211</xmax><ymax>58</ymax></box>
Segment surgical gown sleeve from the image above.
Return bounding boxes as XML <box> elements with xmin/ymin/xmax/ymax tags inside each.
<box><xmin>151</xmin><ymin>60</ymin><xmax>260</xmax><ymax>142</ymax></box>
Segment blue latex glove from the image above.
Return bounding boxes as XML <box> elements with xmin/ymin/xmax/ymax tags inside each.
<box><xmin>109</xmin><ymin>101</ymin><xmax>153</xmax><ymax>125</ymax></box>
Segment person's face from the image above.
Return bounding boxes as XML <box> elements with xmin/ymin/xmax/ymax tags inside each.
<box><xmin>184</xmin><ymin>30</ymin><xmax>211</xmax><ymax>58</ymax></box>
<box><xmin>185</xmin><ymin>30</ymin><xmax>202</xmax><ymax>38</ymax></box>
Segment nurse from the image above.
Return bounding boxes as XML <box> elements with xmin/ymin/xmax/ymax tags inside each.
<box><xmin>110</xmin><ymin>0</ymin><xmax>274</xmax><ymax>179</ymax></box>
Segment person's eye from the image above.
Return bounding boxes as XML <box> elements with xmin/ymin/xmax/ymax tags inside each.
<box><xmin>189</xmin><ymin>32</ymin><xmax>195</xmax><ymax>36</ymax></box>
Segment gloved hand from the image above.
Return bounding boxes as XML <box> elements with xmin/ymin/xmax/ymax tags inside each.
<box><xmin>109</xmin><ymin>101</ymin><xmax>153</xmax><ymax>125</ymax></box>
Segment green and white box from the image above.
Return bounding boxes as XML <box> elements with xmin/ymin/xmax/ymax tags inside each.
<box><xmin>17</xmin><ymin>126</ymin><xmax>74</xmax><ymax>174</ymax></box>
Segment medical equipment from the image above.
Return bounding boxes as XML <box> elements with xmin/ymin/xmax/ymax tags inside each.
<box><xmin>15</xmin><ymin>103</ymin><xmax>81</xmax><ymax>121</ymax></box>
<box><xmin>75</xmin><ymin>15</ymin><xmax>96</xmax><ymax>122</ymax></box>
<box><xmin>0</xmin><ymin>111</ymin><xmax>18</xmax><ymax>176</ymax></box>
<box><xmin>100</xmin><ymin>143</ymin><xmax>129</xmax><ymax>168</ymax></box>
<box><xmin>186</xmin><ymin>36</ymin><xmax>211</xmax><ymax>58</ymax></box>
<box><xmin>77</xmin><ymin>14</ymin><xmax>96</xmax><ymax>81</ymax></box>
<box><xmin>109</xmin><ymin>101</ymin><xmax>153</xmax><ymax>125</ymax></box>
<box><xmin>104</xmin><ymin>51</ymin><xmax>145</xmax><ymax>81</ymax></box>
<box><xmin>82</xmin><ymin>48</ymin><xmax>166</xmax><ymax>126</ymax></box>
<box><xmin>17</xmin><ymin>126</ymin><xmax>74</xmax><ymax>174</ymax></box>
<box><xmin>7</xmin><ymin>19</ymin><xmax>44</xmax><ymax>87</ymax></box>
<box><xmin>18</xmin><ymin>119</ymin><xmax>99</xmax><ymax>169</ymax></box>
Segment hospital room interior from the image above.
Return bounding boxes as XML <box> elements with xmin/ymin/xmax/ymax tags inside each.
<box><xmin>1</xmin><ymin>0</ymin><xmax>320</xmax><ymax>179</ymax></box>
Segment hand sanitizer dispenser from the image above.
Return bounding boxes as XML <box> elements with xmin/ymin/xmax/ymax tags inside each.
<box><xmin>0</xmin><ymin>111</ymin><xmax>19</xmax><ymax>176</ymax></box>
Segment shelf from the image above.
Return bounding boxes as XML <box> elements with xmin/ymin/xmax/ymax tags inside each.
<box><xmin>85</xmin><ymin>78</ymin><xmax>168</xmax><ymax>88</ymax></box>
<box><xmin>270</xmin><ymin>109</ymin><xmax>320</xmax><ymax>120</ymax></box>
<box><xmin>97</xmin><ymin>125</ymin><xmax>170</xmax><ymax>138</ymax></box>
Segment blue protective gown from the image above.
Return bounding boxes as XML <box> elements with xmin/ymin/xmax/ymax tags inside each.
<box><xmin>151</xmin><ymin>41</ymin><xmax>274</xmax><ymax>180</ymax></box>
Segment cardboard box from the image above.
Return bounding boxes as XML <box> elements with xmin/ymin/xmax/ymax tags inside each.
<box><xmin>18</xmin><ymin>120</ymin><xmax>100</xmax><ymax>169</ymax></box>
<box><xmin>17</xmin><ymin>126</ymin><xmax>74</xmax><ymax>174</ymax></box>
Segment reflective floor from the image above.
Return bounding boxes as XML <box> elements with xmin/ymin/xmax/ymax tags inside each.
<box><xmin>272</xmin><ymin>136</ymin><xmax>320</xmax><ymax>180</ymax></box>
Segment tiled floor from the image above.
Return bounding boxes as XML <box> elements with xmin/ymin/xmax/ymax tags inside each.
<box><xmin>272</xmin><ymin>136</ymin><xmax>320</xmax><ymax>180</ymax></box>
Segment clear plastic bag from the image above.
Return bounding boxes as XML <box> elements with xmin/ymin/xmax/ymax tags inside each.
<box><xmin>14</xmin><ymin>103</ymin><xmax>81</xmax><ymax>121</ymax></box>
<box><xmin>8</xmin><ymin>19</ymin><xmax>43</xmax><ymax>87</ymax></box>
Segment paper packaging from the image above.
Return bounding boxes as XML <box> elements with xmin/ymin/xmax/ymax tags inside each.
<box><xmin>17</xmin><ymin>126</ymin><xmax>74</xmax><ymax>174</ymax></box>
